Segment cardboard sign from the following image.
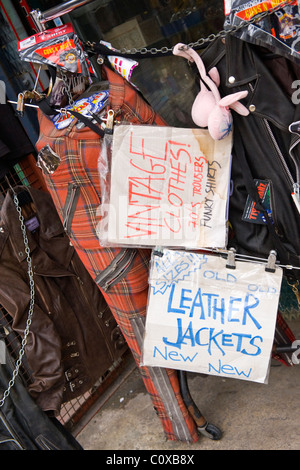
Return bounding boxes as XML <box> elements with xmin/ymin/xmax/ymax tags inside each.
<box><xmin>142</xmin><ymin>249</ymin><xmax>283</xmax><ymax>384</ymax></box>
<box><xmin>106</xmin><ymin>126</ymin><xmax>232</xmax><ymax>248</ymax></box>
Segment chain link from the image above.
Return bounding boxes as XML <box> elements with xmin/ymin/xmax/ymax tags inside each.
<box><xmin>61</xmin><ymin>72</ymin><xmax>75</xmax><ymax>107</ymax></box>
<box><xmin>115</xmin><ymin>0</ymin><xmax>295</xmax><ymax>55</ymax></box>
<box><xmin>0</xmin><ymin>192</ymin><xmax>35</xmax><ymax>408</ymax></box>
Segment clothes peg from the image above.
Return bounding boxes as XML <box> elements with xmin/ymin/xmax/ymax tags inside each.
<box><xmin>153</xmin><ymin>246</ymin><xmax>164</xmax><ymax>257</ymax></box>
<box><xmin>226</xmin><ymin>247</ymin><xmax>236</xmax><ymax>269</ymax></box>
<box><xmin>265</xmin><ymin>250</ymin><xmax>277</xmax><ymax>273</ymax></box>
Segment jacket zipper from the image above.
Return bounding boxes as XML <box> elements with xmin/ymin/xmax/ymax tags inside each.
<box><xmin>263</xmin><ymin>118</ymin><xmax>300</xmax><ymax>214</ymax></box>
<box><xmin>63</xmin><ymin>184</ymin><xmax>80</xmax><ymax>235</ymax></box>
<box><xmin>95</xmin><ymin>249</ymin><xmax>137</xmax><ymax>291</ymax></box>
<box><xmin>0</xmin><ymin>411</ymin><xmax>24</xmax><ymax>450</ymax></box>
<box><xmin>248</xmin><ymin>83</ymin><xmax>300</xmax><ymax>212</ymax></box>
<box><xmin>70</xmin><ymin>258</ymin><xmax>116</xmax><ymax>360</ymax></box>
<box><xmin>289</xmin><ymin>137</ymin><xmax>300</xmax><ymax>213</ymax></box>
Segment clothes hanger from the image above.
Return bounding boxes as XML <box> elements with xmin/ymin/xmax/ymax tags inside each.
<box><xmin>4</xmin><ymin>176</ymin><xmax>32</xmax><ymax>206</ymax></box>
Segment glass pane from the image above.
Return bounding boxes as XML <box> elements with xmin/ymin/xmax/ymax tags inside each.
<box><xmin>0</xmin><ymin>0</ymin><xmax>49</xmax><ymax>143</ymax></box>
<box><xmin>20</xmin><ymin>0</ymin><xmax>225</xmax><ymax>127</ymax></box>
<box><xmin>64</xmin><ymin>0</ymin><xmax>225</xmax><ymax>126</ymax></box>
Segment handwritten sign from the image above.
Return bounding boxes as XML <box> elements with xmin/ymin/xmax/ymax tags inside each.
<box><xmin>105</xmin><ymin>126</ymin><xmax>232</xmax><ymax>248</ymax></box>
<box><xmin>141</xmin><ymin>249</ymin><xmax>283</xmax><ymax>383</ymax></box>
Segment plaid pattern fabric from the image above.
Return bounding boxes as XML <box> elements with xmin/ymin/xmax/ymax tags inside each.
<box><xmin>35</xmin><ymin>66</ymin><xmax>199</xmax><ymax>443</ymax></box>
<box><xmin>273</xmin><ymin>311</ymin><xmax>296</xmax><ymax>366</ymax></box>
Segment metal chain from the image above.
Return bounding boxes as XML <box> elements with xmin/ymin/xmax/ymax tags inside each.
<box><xmin>0</xmin><ymin>192</ymin><xmax>35</xmax><ymax>408</ymax></box>
<box><xmin>113</xmin><ymin>0</ymin><xmax>295</xmax><ymax>56</ymax></box>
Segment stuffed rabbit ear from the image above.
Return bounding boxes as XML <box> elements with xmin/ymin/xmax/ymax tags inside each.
<box><xmin>173</xmin><ymin>43</ymin><xmax>194</xmax><ymax>61</ymax></box>
<box><xmin>218</xmin><ymin>91</ymin><xmax>249</xmax><ymax>116</ymax></box>
<box><xmin>208</xmin><ymin>67</ymin><xmax>220</xmax><ymax>87</ymax></box>
<box><xmin>218</xmin><ymin>90</ymin><xmax>248</xmax><ymax>108</ymax></box>
<box><xmin>229</xmin><ymin>101</ymin><xmax>250</xmax><ymax>116</ymax></box>
<box><xmin>174</xmin><ymin>43</ymin><xmax>220</xmax><ymax>99</ymax></box>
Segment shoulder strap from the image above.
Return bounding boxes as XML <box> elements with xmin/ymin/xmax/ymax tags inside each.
<box><xmin>37</xmin><ymin>65</ymin><xmax>105</xmax><ymax>138</ymax></box>
<box><xmin>38</xmin><ymin>97</ymin><xmax>105</xmax><ymax>138</ymax></box>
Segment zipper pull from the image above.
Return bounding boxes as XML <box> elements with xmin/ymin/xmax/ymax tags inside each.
<box><xmin>292</xmin><ymin>183</ymin><xmax>300</xmax><ymax>214</ymax></box>
<box><xmin>288</xmin><ymin>280</ymin><xmax>300</xmax><ymax>308</ymax></box>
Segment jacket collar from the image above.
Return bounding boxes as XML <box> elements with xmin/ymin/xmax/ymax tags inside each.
<box><xmin>0</xmin><ymin>186</ymin><xmax>65</xmax><ymax>262</ymax></box>
<box><xmin>200</xmin><ymin>34</ymin><xmax>296</xmax><ymax>131</ymax></box>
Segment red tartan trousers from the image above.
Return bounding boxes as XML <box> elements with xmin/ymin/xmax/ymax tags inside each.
<box><xmin>35</xmin><ymin>66</ymin><xmax>199</xmax><ymax>443</ymax></box>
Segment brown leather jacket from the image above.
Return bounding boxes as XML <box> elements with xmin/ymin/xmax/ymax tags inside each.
<box><xmin>0</xmin><ymin>186</ymin><xmax>126</xmax><ymax>415</ymax></box>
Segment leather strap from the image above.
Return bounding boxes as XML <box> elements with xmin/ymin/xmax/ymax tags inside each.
<box><xmin>37</xmin><ymin>65</ymin><xmax>105</xmax><ymax>138</ymax></box>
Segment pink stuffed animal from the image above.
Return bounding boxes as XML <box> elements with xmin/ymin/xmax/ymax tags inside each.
<box><xmin>173</xmin><ymin>43</ymin><xmax>250</xmax><ymax>140</ymax></box>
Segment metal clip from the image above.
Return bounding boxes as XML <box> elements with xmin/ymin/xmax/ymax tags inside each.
<box><xmin>16</xmin><ymin>92</ymin><xmax>25</xmax><ymax>117</ymax></box>
<box><xmin>105</xmin><ymin>109</ymin><xmax>115</xmax><ymax>134</ymax></box>
<box><xmin>16</xmin><ymin>90</ymin><xmax>45</xmax><ymax>117</ymax></box>
<box><xmin>226</xmin><ymin>248</ymin><xmax>236</xmax><ymax>269</ymax></box>
<box><xmin>153</xmin><ymin>246</ymin><xmax>164</xmax><ymax>257</ymax></box>
<box><xmin>69</xmin><ymin>382</ymin><xmax>76</xmax><ymax>392</ymax></box>
<box><xmin>97</xmin><ymin>55</ymin><xmax>105</xmax><ymax>65</ymax></box>
<box><xmin>265</xmin><ymin>250</ymin><xmax>277</xmax><ymax>273</ymax></box>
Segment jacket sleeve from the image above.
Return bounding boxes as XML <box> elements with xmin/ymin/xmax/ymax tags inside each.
<box><xmin>0</xmin><ymin>267</ymin><xmax>65</xmax><ymax>415</ymax></box>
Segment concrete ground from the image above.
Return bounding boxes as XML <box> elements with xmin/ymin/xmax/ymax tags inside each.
<box><xmin>76</xmin><ymin>320</ymin><xmax>300</xmax><ymax>451</ymax></box>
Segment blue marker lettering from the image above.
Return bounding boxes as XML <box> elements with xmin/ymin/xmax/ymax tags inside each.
<box><xmin>228</xmin><ymin>297</ymin><xmax>242</xmax><ymax>322</ymax></box>
<box><xmin>243</xmin><ymin>293</ymin><xmax>262</xmax><ymax>329</ymax></box>
<box><xmin>162</xmin><ymin>318</ymin><xmax>194</xmax><ymax>349</ymax></box>
<box><xmin>190</xmin><ymin>288</ymin><xmax>205</xmax><ymax>319</ymax></box>
<box><xmin>179</xmin><ymin>288</ymin><xmax>192</xmax><ymax>309</ymax></box>
<box><xmin>167</xmin><ymin>284</ymin><xmax>185</xmax><ymax>315</ymax></box>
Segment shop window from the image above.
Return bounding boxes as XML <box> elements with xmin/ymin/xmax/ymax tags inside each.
<box><xmin>22</xmin><ymin>0</ymin><xmax>225</xmax><ymax>126</ymax></box>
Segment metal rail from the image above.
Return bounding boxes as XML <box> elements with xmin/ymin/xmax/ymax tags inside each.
<box><xmin>30</xmin><ymin>0</ymin><xmax>96</xmax><ymax>30</ymax></box>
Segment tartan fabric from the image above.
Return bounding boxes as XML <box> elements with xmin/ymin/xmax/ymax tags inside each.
<box><xmin>35</xmin><ymin>66</ymin><xmax>199</xmax><ymax>443</ymax></box>
<box><xmin>273</xmin><ymin>311</ymin><xmax>296</xmax><ymax>366</ymax></box>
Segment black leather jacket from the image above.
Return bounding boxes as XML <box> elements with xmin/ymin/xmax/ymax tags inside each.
<box><xmin>200</xmin><ymin>35</ymin><xmax>300</xmax><ymax>279</ymax></box>
<box><xmin>0</xmin><ymin>339</ymin><xmax>83</xmax><ymax>450</ymax></box>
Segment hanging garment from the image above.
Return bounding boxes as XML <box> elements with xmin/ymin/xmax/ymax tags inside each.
<box><xmin>198</xmin><ymin>34</ymin><xmax>300</xmax><ymax>282</ymax></box>
<box><xmin>0</xmin><ymin>338</ymin><xmax>83</xmax><ymax>450</ymax></box>
<box><xmin>0</xmin><ymin>186</ymin><xmax>126</xmax><ymax>415</ymax></box>
<box><xmin>0</xmin><ymin>104</ymin><xmax>35</xmax><ymax>178</ymax></box>
<box><xmin>35</xmin><ymin>65</ymin><xmax>199</xmax><ymax>443</ymax></box>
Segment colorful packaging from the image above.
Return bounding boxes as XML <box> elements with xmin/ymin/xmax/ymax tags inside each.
<box><xmin>51</xmin><ymin>90</ymin><xmax>109</xmax><ymax>130</ymax></box>
<box><xmin>18</xmin><ymin>23</ymin><xmax>94</xmax><ymax>76</ymax></box>
<box><xmin>224</xmin><ymin>0</ymin><xmax>300</xmax><ymax>64</ymax></box>
<box><xmin>100</xmin><ymin>41</ymin><xmax>139</xmax><ymax>86</ymax></box>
